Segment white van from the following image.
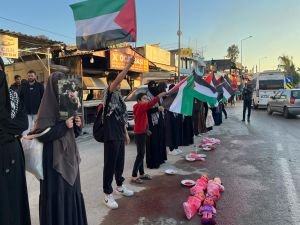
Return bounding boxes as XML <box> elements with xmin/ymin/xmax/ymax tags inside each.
<box><xmin>252</xmin><ymin>71</ymin><xmax>286</xmax><ymax>109</ymax></box>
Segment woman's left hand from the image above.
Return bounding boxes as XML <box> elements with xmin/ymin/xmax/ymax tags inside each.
<box><xmin>74</xmin><ymin>116</ymin><xmax>82</xmax><ymax>127</ymax></box>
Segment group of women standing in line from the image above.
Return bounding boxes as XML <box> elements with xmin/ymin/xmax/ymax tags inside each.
<box><xmin>145</xmin><ymin>81</ymin><xmax>196</xmax><ymax>169</ymax></box>
<box><xmin>0</xmin><ymin>56</ymin><xmax>87</xmax><ymax>225</ymax></box>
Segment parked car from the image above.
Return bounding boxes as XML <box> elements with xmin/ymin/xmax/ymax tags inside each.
<box><xmin>267</xmin><ymin>88</ymin><xmax>300</xmax><ymax>118</ymax></box>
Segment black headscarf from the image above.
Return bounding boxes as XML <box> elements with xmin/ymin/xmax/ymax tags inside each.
<box><xmin>0</xmin><ymin>57</ymin><xmax>10</xmax><ymax>120</ymax></box>
<box><xmin>33</xmin><ymin>72</ymin><xmax>80</xmax><ymax>186</ymax></box>
<box><xmin>148</xmin><ymin>80</ymin><xmax>159</xmax><ymax>96</ymax></box>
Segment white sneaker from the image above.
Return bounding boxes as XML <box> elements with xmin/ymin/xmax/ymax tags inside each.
<box><xmin>175</xmin><ymin>149</ymin><xmax>183</xmax><ymax>153</ymax></box>
<box><xmin>104</xmin><ymin>194</ymin><xmax>118</xmax><ymax>209</ymax></box>
<box><xmin>116</xmin><ymin>185</ymin><xmax>134</xmax><ymax>197</ymax></box>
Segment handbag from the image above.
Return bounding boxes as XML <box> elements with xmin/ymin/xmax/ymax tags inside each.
<box><xmin>22</xmin><ymin>127</ymin><xmax>51</xmax><ymax>180</ymax></box>
<box><xmin>206</xmin><ymin>108</ymin><xmax>215</xmax><ymax>128</ymax></box>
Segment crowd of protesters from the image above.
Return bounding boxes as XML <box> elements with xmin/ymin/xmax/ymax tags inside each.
<box><xmin>0</xmin><ymin>55</ymin><xmax>235</xmax><ymax>225</ymax></box>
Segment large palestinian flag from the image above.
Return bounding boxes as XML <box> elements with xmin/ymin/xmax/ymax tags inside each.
<box><xmin>162</xmin><ymin>74</ymin><xmax>218</xmax><ymax>116</ymax></box>
<box><xmin>70</xmin><ymin>0</ymin><xmax>136</xmax><ymax>50</ymax></box>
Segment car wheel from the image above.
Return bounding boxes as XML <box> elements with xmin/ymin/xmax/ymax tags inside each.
<box><xmin>267</xmin><ymin>105</ymin><xmax>272</xmax><ymax>115</ymax></box>
<box><xmin>283</xmin><ymin>107</ymin><xmax>290</xmax><ymax>119</ymax></box>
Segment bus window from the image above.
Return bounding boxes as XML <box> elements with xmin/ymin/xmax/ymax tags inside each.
<box><xmin>259</xmin><ymin>80</ymin><xmax>284</xmax><ymax>90</ymax></box>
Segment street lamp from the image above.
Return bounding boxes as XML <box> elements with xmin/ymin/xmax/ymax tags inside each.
<box><xmin>240</xmin><ymin>35</ymin><xmax>253</xmax><ymax>70</ymax></box>
<box><xmin>259</xmin><ymin>56</ymin><xmax>267</xmax><ymax>72</ymax></box>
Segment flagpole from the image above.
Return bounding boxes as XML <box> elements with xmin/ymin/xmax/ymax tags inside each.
<box><xmin>177</xmin><ymin>0</ymin><xmax>182</xmax><ymax>83</ymax></box>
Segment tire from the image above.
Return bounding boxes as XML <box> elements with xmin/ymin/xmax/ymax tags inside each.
<box><xmin>283</xmin><ymin>107</ymin><xmax>290</xmax><ymax>119</ymax></box>
<box><xmin>267</xmin><ymin>105</ymin><xmax>272</xmax><ymax>115</ymax></box>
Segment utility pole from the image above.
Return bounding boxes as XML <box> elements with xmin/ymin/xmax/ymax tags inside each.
<box><xmin>177</xmin><ymin>0</ymin><xmax>182</xmax><ymax>82</ymax></box>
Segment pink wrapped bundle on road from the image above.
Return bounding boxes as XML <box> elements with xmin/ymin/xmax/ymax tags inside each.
<box><xmin>202</xmin><ymin>137</ymin><xmax>221</xmax><ymax>145</ymax></box>
<box><xmin>206</xmin><ymin>177</ymin><xmax>224</xmax><ymax>202</ymax></box>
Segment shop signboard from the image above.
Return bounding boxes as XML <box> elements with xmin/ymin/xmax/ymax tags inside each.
<box><xmin>180</xmin><ymin>48</ymin><xmax>192</xmax><ymax>58</ymax></box>
<box><xmin>0</xmin><ymin>34</ymin><xmax>18</xmax><ymax>59</ymax></box>
<box><xmin>110</xmin><ymin>48</ymin><xmax>149</xmax><ymax>73</ymax></box>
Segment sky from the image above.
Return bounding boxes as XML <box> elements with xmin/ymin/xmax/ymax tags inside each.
<box><xmin>1</xmin><ymin>0</ymin><xmax>300</xmax><ymax>72</ymax></box>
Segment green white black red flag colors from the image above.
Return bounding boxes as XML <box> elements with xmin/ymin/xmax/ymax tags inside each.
<box><xmin>217</xmin><ymin>76</ymin><xmax>235</xmax><ymax>100</ymax></box>
<box><xmin>70</xmin><ymin>0</ymin><xmax>137</xmax><ymax>50</ymax></box>
<box><xmin>162</xmin><ymin>73</ymin><xmax>218</xmax><ymax>116</ymax></box>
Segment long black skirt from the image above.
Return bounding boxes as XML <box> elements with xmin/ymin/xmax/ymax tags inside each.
<box><xmin>39</xmin><ymin>142</ymin><xmax>88</xmax><ymax>225</ymax></box>
<box><xmin>181</xmin><ymin>116</ymin><xmax>194</xmax><ymax>146</ymax></box>
<box><xmin>146</xmin><ymin>115</ymin><xmax>167</xmax><ymax>169</ymax></box>
<box><xmin>0</xmin><ymin>139</ymin><xmax>31</xmax><ymax>225</ymax></box>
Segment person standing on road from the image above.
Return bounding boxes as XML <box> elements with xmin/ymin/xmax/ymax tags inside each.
<box><xmin>131</xmin><ymin>91</ymin><xmax>166</xmax><ymax>184</ymax></box>
<box><xmin>102</xmin><ymin>57</ymin><xmax>135</xmax><ymax>209</ymax></box>
<box><xmin>30</xmin><ymin>71</ymin><xmax>88</xmax><ymax>225</ymax></box>
<box><xmin>242</xmin><ymin>78</ymin><xmax>253</xmax><ymax>122</ymax></box>
<box><xmin>0</xmin><ymin>57</ymin><xmax>31</xmax><ymax>225</ymax></box>
<box><xmin>20</xmin><ymin>70</ymin><xmax>44</xmax><ymax>134</ymax></box>
<box><xmin>10</xmin><ymin>74</ymin><xmax>22</xmax><ymax>95</ymax></box>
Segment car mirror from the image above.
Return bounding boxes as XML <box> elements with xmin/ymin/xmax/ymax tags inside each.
<box><xmin>270</xmin><ymin>96</ymin><xmax>275</xmax><ymax>99</ymax></box>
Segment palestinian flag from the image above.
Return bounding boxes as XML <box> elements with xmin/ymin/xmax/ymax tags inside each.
<box><xmin>218</xmin><ymin>77</ymin><xmax>235</xmax><ymax>100</ymax></box>
<box><xmin>162</xmin><ymin>74</ymin><xmax>218</xmax><ymax>116</ymax></box>
<box><xmin>70</xmin><ymin>0</ymin><xmax>136</xmax><ymax>50</ymax></box>
<box><xmin>205</xmin><ymin>72</ymin><xmax>218</xmax><ymax>87</ymax></box>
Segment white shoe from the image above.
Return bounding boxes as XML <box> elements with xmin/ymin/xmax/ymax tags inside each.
<box><xmin>116</xmin><ymin>185</ymin><xmax>134</xmax><ymax>197</ymax></box>
<box><xmin>104</xmin><ymin>194</ymin><xmax>118</xmax><ymax>209</ymax></box>
<box><xmin>175</xmin><ymin>149</ymin><xmax>183</xmax><ymax>153</ymax></box>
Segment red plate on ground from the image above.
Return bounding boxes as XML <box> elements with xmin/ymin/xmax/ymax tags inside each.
<box><xmin>181</xmin><ymin>179</ymin><xmax>196</xmax><ymax>187</ymax></box>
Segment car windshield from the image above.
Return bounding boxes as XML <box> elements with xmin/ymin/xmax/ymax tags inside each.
<box><xmin>259</xmin><ymin>80</ymin><xmax>284</xmax><ymax>90</ymax></box>
<box><xmin>124</xmin><ymin>87</ymin><xmax>148</xmax><ymax>101</ymax></box>
<box><xmin>292</xmin><ymin>90</ymin><xmax>300</xmax><ymax>99</ymax></box>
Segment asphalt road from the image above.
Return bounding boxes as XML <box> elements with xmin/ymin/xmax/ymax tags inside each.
<box><xmin>27</xmin><ymin>102</ymin><xmax>300</xmax><ymax>225</ymax></box>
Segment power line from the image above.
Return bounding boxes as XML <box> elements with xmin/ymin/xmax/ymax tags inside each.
<box><xmin>0</xmin><ymin>16</ymin><xmax>74</xmax><ymax>40</ymax></box>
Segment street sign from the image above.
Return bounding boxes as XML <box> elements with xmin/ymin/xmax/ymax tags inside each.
<box><xmin>0</xmin><ymin>34</ymin><xmax>18</xmax><ymax>59</ymax></box>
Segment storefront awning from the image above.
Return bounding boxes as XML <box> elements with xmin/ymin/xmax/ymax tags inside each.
<box><xmin>82</xmin><ymin>77</ymin><xmax>131</xmax><ymax>90</ymax></box>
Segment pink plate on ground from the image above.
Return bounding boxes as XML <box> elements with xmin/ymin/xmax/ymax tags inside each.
<box><xmin>181</xmin><ymin>179</ymin><xmax>196</xmax><ymax>187</ymax></box>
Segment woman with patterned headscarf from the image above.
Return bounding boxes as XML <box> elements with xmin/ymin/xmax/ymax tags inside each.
<box><xmin>0</xmin><ymin>57</ymin><xmax>31</xmax><ymax>225</ymax></box>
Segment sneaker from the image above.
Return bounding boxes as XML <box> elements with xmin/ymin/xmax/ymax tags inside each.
<box><xmin>175</xmin><ymin>149</ymin><xmax>183</xmax><ymax>153</ymax></box>
<box><xmin>104</xmin><ymin>194</ymin><xmax>118</xmax><ymax>209</ymax></box>
<box><xmin>116</xmin><ymin>185</ymin><xmax>134</xmax><ymax>197</ymax></box>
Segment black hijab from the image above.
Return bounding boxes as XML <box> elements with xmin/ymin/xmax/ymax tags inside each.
<box><xmin>0</xmin><ymin>57</ymin><xmax>10</xmax><ymax>121</ymax></box>
<box><xmin>34</xmin><ymin>72</ymin><xmax>80</xmax><ymax>186</ymax></box>
<box><xmin>148</xmin><ymin>80</ymin><xmax>159</xmax><ymax>96</ymax></box>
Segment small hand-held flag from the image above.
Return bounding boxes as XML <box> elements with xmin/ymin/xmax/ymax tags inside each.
<box><xmin>70</xmin><ymin>0</ymin><xmax>137</xmax><ymax>50</ymax></box>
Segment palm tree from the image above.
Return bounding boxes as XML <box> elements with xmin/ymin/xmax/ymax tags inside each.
<box><xmin>278</xmin><ymin>55</ymin><xmax>299</xmax><ymax>86</ymax></box>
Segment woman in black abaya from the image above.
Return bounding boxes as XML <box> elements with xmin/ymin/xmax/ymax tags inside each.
<box><xmin>0</xmin><ymin>57</ymin><xmax>31</xmax><ymax>225</ymax></box>
<box><xmin>32</xmin><ymin>72</ymin><xmax>88</xmax><ymax>225</ymax></box>
<box><xmin>146</xmin><ymin>81</ymin><xmax>167</xmax><ymax>169</ymax></box>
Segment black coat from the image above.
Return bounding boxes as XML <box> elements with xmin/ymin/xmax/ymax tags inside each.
<box><xmin>0</xmin><ymin>101</ymin><xmax>31</xmax><ymax>225</ymax></box>
<box><xmin>242</xmin><ymin>85</ymin><xmax>253</xmax><ymax>102</ymax></box>
<box><xmin>20</xmin><ymin>81</ymin><xmax>44</xmax><ymax>114</ymax></box>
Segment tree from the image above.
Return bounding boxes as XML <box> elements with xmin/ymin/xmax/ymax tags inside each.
<box><xmin>226</xmin><ymin>44</ymin><xmax>239</xmax><ymax>63</ymax></box>
<box><xmin>278</xmin><ymin>55</ymin><xmax>300</xmax><ymax>86</ymax></box>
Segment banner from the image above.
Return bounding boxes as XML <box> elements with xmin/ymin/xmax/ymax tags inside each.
<box><xmin>0</xmin><ymin>34</ymin><xmax>18</xmax><ymax>59</ymax></box>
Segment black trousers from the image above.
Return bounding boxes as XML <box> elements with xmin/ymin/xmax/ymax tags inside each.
<box><xmin>221</xmin><ymin>103</ymin><xmax>227</xmax><ymax>118</ymax></box>
<box><xmin>243</xmin><ymin>100</ymin><xmax>252</xmax><ymax>120</ymax></box>
<box><xmin>132</xmin><ymin>134</ymin><xmax>146</xmax><ymax>177</ymax></box>
<box><xmin>103</xmin><ymin>140</ymin><xmax>125</xmax><ymax>194</ymax></box>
